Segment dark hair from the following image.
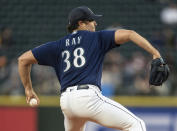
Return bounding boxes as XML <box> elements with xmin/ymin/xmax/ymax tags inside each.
<box><xmin>67</xmin><ymin>19</ymin><xmax>94</xmax><ymax>33</ymax></box>
<box><xmin>67</xmin><ymin>22</ymin><xmax>79</xmax><ymax>33</ymax></box>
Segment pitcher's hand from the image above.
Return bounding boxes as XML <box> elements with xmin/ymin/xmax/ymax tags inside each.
<box><xmin>25</xmin><ymin>88</ymin><xmax>40</xmax><ymax>106</ymax></box>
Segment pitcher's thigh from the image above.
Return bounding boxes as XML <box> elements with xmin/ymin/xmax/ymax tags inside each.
<box><xmin>91</xmin><ymin>97</ymin><xmax>146</xmax><ymax>131</ymax></box>
<box><xmin>64</xmin><ymin>114</ymin><xmax>87</xmax><ymax>131</ymax></box>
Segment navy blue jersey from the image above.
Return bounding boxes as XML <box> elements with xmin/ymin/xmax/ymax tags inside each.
<box><xmin>32</xmin><ymin>30</ymin><xmax>119</xmax><ymax>91</ymax></box>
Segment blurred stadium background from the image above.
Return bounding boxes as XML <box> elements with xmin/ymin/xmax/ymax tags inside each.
<box><xmin>0</xmin><ymin>0</ymin><xmax>177</xmax><ymax>131</ymax></box>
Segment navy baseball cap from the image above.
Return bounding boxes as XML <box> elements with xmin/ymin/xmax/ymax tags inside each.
<box><xmin>68</xmin><ymin>6</ymin><xmax>102</xmax><ymax>25</ymax></box>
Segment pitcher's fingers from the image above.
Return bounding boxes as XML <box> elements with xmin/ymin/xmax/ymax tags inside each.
<box><xmin>26</xmin><ymin>97</ymin><xmax>30</xmax><ymax>104</ymax></box>
<box><xmin>35</xmin><ymin>97</ymin><xmax>40</xmax><ymax>105</ymax></box>
<box><xmin>37</xmin><ymin>99</ymin><xmax>40</xmax><ymax>105</ymax></box>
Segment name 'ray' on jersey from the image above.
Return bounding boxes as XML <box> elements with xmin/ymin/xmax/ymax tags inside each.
<box><xmin>65</xmin><ymin>35</ymin><xmax>82</xmax><ymax>47</ymax></box>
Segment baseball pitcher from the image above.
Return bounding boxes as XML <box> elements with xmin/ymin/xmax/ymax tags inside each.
<box><xmin>18</xmin><ymin>6</ymin><xmax>169</xmax><ymax>131</ymax></box>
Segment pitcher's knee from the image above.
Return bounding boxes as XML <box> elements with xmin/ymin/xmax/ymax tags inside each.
<box><xmin>140</xmin><ymin>119</ymin><xmax>146</xmax><ymax>130</ymax></box>
<box><xmin>124</xmin><ymin>118</ymin><xmax>146</xmax><ymax>131</ymax></box>
<box><xmin>132</xmin><ymin>119</ymin><xmax>146</xmax><ymax>131</ymax></box>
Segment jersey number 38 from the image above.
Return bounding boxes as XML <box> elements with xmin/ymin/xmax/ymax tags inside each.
<box><xmin>62</xmin><ymin>47</ymin><xmax>86</xmax><ymax>72</ymax></box>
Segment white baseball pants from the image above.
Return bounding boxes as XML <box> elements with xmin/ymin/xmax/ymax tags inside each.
<box><xmin>60</xmin><ymin>84</ymin><xmax>146</xmax><ymax>131</ymax></box>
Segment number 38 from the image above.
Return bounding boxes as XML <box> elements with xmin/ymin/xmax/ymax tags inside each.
<box><xmin>62</xmin><ymin>47</ymin><xmax>86</xmax><ymax>72</ymax></box>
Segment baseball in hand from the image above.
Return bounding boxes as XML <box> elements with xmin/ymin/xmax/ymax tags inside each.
<box><xmin>29</xmin><ymin>98</ymin><xmax>38</xmax><ymax>106</ymax></box>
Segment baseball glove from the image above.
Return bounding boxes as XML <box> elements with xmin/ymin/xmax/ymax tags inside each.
<box><xmin>149</xmin><ymin>57</ymin><xmax>170</xmax><ymax>86</ymax></box>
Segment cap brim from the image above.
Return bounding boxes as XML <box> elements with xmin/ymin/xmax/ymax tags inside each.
<box><xmin>92</xmin><ymin>14</ymin><xmax>103</xmax><ymax>20</ymax></box>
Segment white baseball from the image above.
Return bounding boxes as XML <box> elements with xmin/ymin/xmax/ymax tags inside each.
<box><xmin>29</xmin><ymin>98</ymin><xmax>38</xmax><ymax>106</ymax></box>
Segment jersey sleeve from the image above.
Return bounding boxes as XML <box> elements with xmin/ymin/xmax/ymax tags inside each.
<box><xmin>98</xmin><ymin>30</ymin><xmax>120</xmax><ymax>53</ymax></box>
<box><xmin>31</xmin><ymin>41</ymin><xmax>59</xmax><ymax>67</ymax></box>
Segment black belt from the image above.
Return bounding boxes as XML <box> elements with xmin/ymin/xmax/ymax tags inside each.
<box><xmin>61</xmin><ymin>85</ymin><xmax>89</xmax><ymax>94</ymax></box>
